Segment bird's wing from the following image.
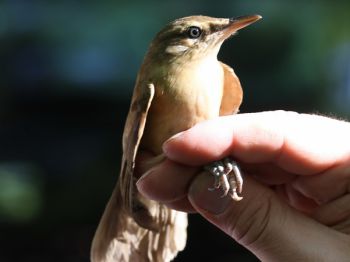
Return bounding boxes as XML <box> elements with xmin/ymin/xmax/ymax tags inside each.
<box><xmin>91</xmin><ymin>82</ymin><xmax>187</xmax><ymax>262</ymax></box>
<box><xmin>91</xmin><ymin>83</ymin><xmax>155</xmax><ymax>261</ymax></box>
<box><xmin>219</xmin><ymin>62</ymin><xmax>243</xmax><ymax>115</ymax></box>
<box><xmin>120</xmin><ymin>82</ymin><xmax>155</xmax><ymax>215</ymax></box>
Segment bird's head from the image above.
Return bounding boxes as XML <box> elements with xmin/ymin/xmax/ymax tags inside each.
<box><xmin>147</xmin><ymin>15</ymin><xmax>262</xmax><ymax>62</ymax></box>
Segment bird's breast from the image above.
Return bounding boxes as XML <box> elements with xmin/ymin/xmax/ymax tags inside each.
<box><xmin>141</xmin><ymin>58</ymin><xmax>224</xmax><ymax>154</ymax></box>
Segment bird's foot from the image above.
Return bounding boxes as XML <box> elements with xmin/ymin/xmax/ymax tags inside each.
<box><xmin>204</xmin><ymin>157</ymin><xmax>243</xmax><ymax>201</ymax></box>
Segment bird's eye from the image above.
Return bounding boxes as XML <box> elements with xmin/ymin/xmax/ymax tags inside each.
<box><xmin>187</xmin><ymin>26</ymin><xmax>202</xmax><ymax>39</ymax></box>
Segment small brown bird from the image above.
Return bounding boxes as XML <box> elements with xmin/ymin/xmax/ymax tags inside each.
<box><xmin>91</xmin><ymin>15</ymin><xmax>261</xmax><ymax>262</ymax></box>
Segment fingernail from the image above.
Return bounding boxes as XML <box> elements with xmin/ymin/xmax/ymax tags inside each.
<box><xmin>162</xmin><ymin>131</ymin><xmax>184</xmax><ymax>153</ymax></box>
<box><xmin>136</xmin><ymin>169</ymin><xmax>155</xmax><ymax>199</ymax></box>
<box><xmin>189</xmin><ymin>172</ymin><xmax>231</xmax><ymax>214</ymax></box>
<box><xmin>166</xmin><ymin>131</ymin><xmax>185</xmax><ymax>142</ymax></box>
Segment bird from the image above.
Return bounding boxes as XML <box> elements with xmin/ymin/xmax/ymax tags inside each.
<box><xmin>91</xmin><ymin>14</ymin><xmax>262</xmax><ymax>262</ymax></box>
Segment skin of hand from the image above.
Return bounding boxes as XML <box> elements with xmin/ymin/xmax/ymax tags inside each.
<box><xmin>136</xmin><ymin>110</ymin><xmax>350</xmax><ymax>261</ymax></box>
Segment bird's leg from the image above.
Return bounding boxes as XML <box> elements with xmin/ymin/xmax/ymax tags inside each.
<box><xmin>204</xmin><ymin>158</ymin><xmax>243</xmax><ymax>201</ymax></box>
<box><xmin>205</xmin><ymin>161</ymin><xmax>224</xmax><ymax>191</ymax></box>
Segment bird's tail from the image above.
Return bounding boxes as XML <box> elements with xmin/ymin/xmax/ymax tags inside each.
<box><xmin>91</xmin><ymin>183</ymin><xmax>188</xmax><ymax>262</ymax></box>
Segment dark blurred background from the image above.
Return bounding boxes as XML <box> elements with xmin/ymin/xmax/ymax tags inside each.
<box><xmin>1</xmin><ymin>0</ymin><xmax>350</xmax><ymax>261</ymax></box>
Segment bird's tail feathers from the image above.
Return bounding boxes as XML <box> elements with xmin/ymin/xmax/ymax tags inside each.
<box><xmin>91</xmin><ymin>183</ymin><xmax>187</xmax><ymax>262</ymax></box>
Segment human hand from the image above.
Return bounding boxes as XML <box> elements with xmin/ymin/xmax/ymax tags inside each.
<box><xmin>136</xmin><ymin>111</ymin><xmax>350</xmax><ymax>261</ymax></box>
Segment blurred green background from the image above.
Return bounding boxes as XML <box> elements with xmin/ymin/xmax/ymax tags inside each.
<box><xmin>1</xmin><ymin>0</ymin><xmax>350</xmax><ymax>261</ymax></box>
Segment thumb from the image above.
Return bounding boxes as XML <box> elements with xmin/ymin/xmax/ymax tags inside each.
<box><xmin>188</xmin><ymin>172</ymin><xmax>347</xmax><ymax>261</ymax></box>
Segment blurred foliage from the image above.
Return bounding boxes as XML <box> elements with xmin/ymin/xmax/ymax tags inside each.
<box><xmin>1</xmin><ymin>0</ymin><xmax>350</xmax><ymax>261</ymax></box>
<box><xmin>0</xmin><ymin>163</ymin><xmax>43</xmax><ymax>222</ymax></box>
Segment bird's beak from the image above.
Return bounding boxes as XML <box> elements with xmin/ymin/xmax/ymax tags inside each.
<box><xmin>222</xmin><ymin>14</ymin><xmax>262</xmax><ymax>39</ymax></box>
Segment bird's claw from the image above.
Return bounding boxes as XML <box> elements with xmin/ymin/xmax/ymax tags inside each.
<box><xmin>204</xmin><ymin>158</ymin><xmax>243</xmax><ymax>201</ymax></box>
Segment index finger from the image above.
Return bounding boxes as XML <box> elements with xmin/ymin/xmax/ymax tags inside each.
<box><xmin>162</xmin><ymin>111</ymin><xmax>350</xmax><ymax>175</ymax></box>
